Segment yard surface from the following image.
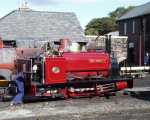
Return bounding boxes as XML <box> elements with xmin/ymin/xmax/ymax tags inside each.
<box><xmin>0</xmin><ymin>75</ymin><xmax>150</xmax><ymax>120</ymax></box>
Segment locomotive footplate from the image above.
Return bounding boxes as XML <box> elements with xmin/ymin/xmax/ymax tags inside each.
<box><xmin>32</xmin><ymin>77</ymin><xmax>133</xmax><ymax>99</ymax></box>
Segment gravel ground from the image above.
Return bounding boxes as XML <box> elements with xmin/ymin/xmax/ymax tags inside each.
<box><xmin>0</xmin><ymin>75</ymin><xmax>150</xmax><ymax>120</ymax></box>
<box><xmin>1</xmin><ymin>96</ymin><xmax>150</xmax><ymax>120</ymax></box>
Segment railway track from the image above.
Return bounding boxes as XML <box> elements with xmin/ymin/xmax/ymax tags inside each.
<box><xmin>0</xmin><ymin>75</ymin><xmax>150</xmax><ymax>120</ymax></box>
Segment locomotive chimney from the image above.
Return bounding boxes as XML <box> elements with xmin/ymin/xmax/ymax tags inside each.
<box><xmin>19</xmin><ymin>0</ymin><xmax>30</xmax><ymax>11</ymax></box>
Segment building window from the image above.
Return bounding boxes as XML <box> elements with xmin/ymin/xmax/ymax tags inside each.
<box><xmin>132</xmin><ymin>20</ymin><xmax>135</xmax><ymax>34</ymax></box>
<box><xmin>124</xmin><ymin>22</ymin><xmax>127</xmax><ymax>35</ymax></box>
<box><xmin>3</xmin><ymin>41</ymin><xmax>16</xmax><ymax>48</ymax></box>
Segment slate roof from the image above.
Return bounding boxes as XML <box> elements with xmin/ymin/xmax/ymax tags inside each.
<box><xmin>0</xmin><ymin>9</ymin><xmax>86</xmax><ymax>42</ymax></box>
<box><xmin>118</xmin><ymin>2</ymin><xmax>150</xmax><ymax>21</ymax></box>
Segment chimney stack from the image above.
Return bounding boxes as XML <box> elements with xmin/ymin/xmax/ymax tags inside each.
<box><xmin>19</xmin><ymin>0</ymin><xmax>30</xmax><ymax>11</ymax></box>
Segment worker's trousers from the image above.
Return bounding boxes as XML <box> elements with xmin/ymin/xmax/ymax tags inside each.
<box><xmin>11</xmin><ymin>79</ymin><xmax>24</xmax><ymax>105</ymax></box>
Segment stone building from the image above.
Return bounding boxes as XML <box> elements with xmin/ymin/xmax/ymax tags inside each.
<box><xmin>0</xmin><ymin>8</ymin><xmax>86</xmax><ymax>48</ymax></box>
<box><xmin>86</xmin><ymin>35</ymin><xmax>128</xmax><ymax>63</ymax></box>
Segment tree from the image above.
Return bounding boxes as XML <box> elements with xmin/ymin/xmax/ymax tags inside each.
<box><xmin>98</xmin><ymin>17</ymin><xmax>117</xmax><ymax>35</ymax></box>
<box><xmin>85</xmin><ymin>18</ymin><xmax>102</xmax><ymax>35</ymax></box>
<box><xmin>85</xmin><ymin>6</ymin><xmax>135</xmax><ymax>35</ymax></box>
<box><xmin>109</xmin><ymin>6</ymin><xmax>135</xmax><ymax>19</ymax></box>
<box><xmin>85</xmin><ymin>17</ymin><xmax>117</xmax><ymax>35</ymax></box>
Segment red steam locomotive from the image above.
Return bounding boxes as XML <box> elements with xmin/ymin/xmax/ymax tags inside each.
<box><xmin>13</xmin><ymin>51</ymin><xmax>132</xmax><ymax>99</ymax></box>
<box><xmin>0</xmin><ymin>39</ymin><xmax>133</xmax><ymax>100</ymax></box>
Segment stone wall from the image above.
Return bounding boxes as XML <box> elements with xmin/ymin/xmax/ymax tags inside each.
<box><xmin>86</xmin><ymin>35</ymin><xmax>128</xmax><ymax>63</ymax></box>
<box><xmin>0</xmin><ymin>48</ymin><xmax>16</xmax><ymax>64</ymax></box>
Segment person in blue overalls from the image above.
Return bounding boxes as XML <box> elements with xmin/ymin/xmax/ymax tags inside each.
<box><xmin>10</xmin><ymin>72</ymin><xmax>24</xmax><ymax>106</ymax></box>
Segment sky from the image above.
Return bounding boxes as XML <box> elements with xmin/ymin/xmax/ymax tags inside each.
<box><xmin>0</xmin><ymin>0</ymin><xmax>150</xmax><ymax>29</ymax></box>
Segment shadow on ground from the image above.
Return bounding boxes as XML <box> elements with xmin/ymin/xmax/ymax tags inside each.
<box><xmin>130</xmin><ymin>91</ymin><xmax>150</xmax><ymax>101</ymax></box>
<box><xmin>2</xmin><ymin>95</ymin><xmax>65</xmax><ymax>104</ymax></box>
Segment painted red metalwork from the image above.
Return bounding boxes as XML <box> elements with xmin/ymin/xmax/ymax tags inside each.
<box><xmin>30</xmin><ymin>84</ymin><xmax>37</xmax><ymax>96</ymax></box>
<box><xmin>63</xmin><ymin>52</ymin><xmax>110</xmax><ymax>77</ymax></box>
<box><xmin>116</xmin><ymin>81</ymin><xmax>128</xmax><ymax>90</ymax></box>
<box><xmin>0</xmin><ymin>64</ymin><xmax>14</xmax><ymax>70</ymax></box>
<box><xmin>45</xmin><ymin>57</ymin><xmax>66</xmax><ymax>84</ymax></box>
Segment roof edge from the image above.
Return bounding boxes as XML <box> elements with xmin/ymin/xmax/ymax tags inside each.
<box><xmin>0</xmin><ymin>10</ymin><xmax>17</xmax><ymax>21</ymax></box>
<box><xmin>0</xmin><ymin>9</ymin><xmax>76</xmax><ymax>21</ymax></box>
<box><xmin>17</xmin><ymin>9</ymin><xmax>75</xmax><ymax>15</ymax></box>
<box><xmin>117</xmin><ymin>12</ymin><xmax>150</xmax><ymax>21</ymax></box>
<box><xmin>117</xmin><ymin>1</ymin><xmax>150</xmax><ymax>21</ymax></box>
